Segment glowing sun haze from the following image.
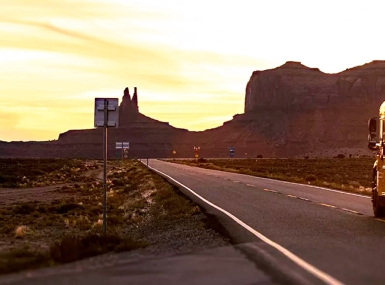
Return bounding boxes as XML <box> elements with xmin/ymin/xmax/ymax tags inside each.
<box><xmin>1</xmin><ymin>0</ymin><xmax>385</xmax><ymax>141</ymax></box>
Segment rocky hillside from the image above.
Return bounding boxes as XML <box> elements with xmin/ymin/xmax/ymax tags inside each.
<box><xmin>245</xmin><ymin>60</ymin><xmax>385</xmax><ymax>112</ymax></box>
<box><xmin>240</xmin><ymin>60</ymin><xmax>385</xmax><ymax>157</ymax></box>
<box><xmin>2</xmin><ymin>60</ymin><xmax>384</xmax><ymax>159</ymax></box>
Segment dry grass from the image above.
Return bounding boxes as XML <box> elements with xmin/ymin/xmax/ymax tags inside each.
<box><xmin>14</xmin><ymin>226</ymin><xmax>30</xmax><ymax>238</ymax></box>
<box><xmin>0</xmin><ymin>158</ymin><xmax>98</xmax><ymax>188</ymax></box>
<box><xmin>0</xmin><ymin>159</ymin><xmax>204</xmax><ymax>275</ymax></box>
<box><xmin>169</xmin><ymin>157</ymin><xmax>375</xmax><ymax>195</ymax></box>
<box><xmin>149</xmin><ymin>172</ymin><xmax>201</xmax><ymax>220</ymax></box>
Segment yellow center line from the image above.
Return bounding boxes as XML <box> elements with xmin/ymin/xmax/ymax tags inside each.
<box><xmin>341</xmin><ymin>208</ymin><xmax>359</xmax><ymax>214</ymax></box>
<box><xmin>298</xmin><ymin>197</ymin><xmax>310</xmax><ymax>201</ymax></box>
<box><xmin>319</xmin><ymin>203</ymin><xmax>337</xmax><ymax>208</ymax></box>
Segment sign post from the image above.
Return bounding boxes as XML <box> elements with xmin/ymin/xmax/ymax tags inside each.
<box><xmin>94</xmin><ymin>98</ymin><xmax>119</xmax><ymax>236</ymax></box>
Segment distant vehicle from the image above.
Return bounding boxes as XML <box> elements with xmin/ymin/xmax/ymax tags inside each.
<box><xmin>367</xmin><ymin>101</ymin><xmax>385</xmax><ymax>217</ymax></box>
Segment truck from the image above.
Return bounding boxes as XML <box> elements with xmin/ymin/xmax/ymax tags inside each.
<box><xmin>368</xmin><ymin>101</ymin><xmax>385</xmax><ymax>217</ymax></box>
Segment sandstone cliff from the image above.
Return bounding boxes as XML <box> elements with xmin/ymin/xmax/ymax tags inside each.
<box><xmin>245</xmin><ymin>60</ymin><xmax>385</xmax><ymax>113</ymax></box>
<box><xmin>2</xmin><ymin>61</ymin><xmax>385</xmax><ymax>159</ymax></box>
<box><xmin>241</xmin><ymin>60</ymin><xmax>385</xmax><ymax>157</ymax></box>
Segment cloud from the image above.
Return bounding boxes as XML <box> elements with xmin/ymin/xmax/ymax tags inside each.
<box><xmin>2</xmin><ymin>0</ymin><xmax>162</xmax><ymax>20</ymax></box>
<box><xmin>0</xmin><ymin>0</ymin><xmax>270</xmax><ymax>141</ymax></box>
<box><xmin>0</xmin><ymin>112</ymin><xmax>20</xmax><ymax>128</ymax></box>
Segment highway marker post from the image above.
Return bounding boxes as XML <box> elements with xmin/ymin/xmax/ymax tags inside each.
<box><xmin>194</xmin><ymin>146</ymin><xmax>200</xmax><ymax>162</ymax></box>
<box><xmin>94</xmin><ymin>98</ymin><xmax>119</xmax><ymax>236</ymax></box>
<box><xmin>229</xmin><ymin>146</ymin><xmax>235</xmax><ymax>158</ymax></box>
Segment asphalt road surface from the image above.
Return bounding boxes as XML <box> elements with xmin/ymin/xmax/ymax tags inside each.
<box><xmin>147</xmin><ymin>159</ymin><xmax>385</xmax><ymax>285</ymax></box>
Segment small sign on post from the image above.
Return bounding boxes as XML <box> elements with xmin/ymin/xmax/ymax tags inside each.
<box><xmin>116</xmin><ymin>142</ymin><xmax>129</xmax><ymax>160</ymax></box>
<box><xmin>94</xmin><ymin>98</ymin><xmax>119</xmax><ymax>236</ymax></box>
<box><xmin>116</xmin><ymin>142</ymin><xmax>129</xmax><ymax>149</ymax></box>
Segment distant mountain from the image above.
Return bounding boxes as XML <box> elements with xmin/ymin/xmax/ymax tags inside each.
<box><xmin>2</xmin><ymin>60</ymin><xmax>384</xmax><ymax>158</ymax></box>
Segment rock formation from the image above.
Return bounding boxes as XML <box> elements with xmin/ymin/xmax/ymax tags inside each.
<box><xmin>240</xmin><ymin>60</ymin><xmax>385</xmax><ymax>157</ymax></box>
<box><xmin>119</xmin><ymin>87</ymin><xmax>139</xmax><ymax>126</ymax></box>
<box><xmin>2</xmin><ymin>60</ymin><xmax>385</xmax><ymax>159</ymax></box>
<box><xmin>245</xmin><ymin>60</ymin><xmax>385</xmax><ymax>113</ymax></box>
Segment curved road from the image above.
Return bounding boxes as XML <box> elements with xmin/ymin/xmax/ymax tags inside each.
<box><xmin>148</xmin><ymin>159</ymin><xmax>385</xmax><ymax>285</ymax></box>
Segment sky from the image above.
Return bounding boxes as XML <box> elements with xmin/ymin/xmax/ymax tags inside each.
<box><xmin>1</xmin><ymin>0</ymin><xmax>385</xmax><ymax>141</ymax></box>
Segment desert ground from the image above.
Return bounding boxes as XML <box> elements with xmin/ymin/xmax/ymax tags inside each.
<box><xmin>0</xmin><ymin>158</ymin><xmax>229</xmax><ymax>276</ymax></box>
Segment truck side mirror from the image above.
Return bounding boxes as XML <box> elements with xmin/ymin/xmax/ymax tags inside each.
<box><xmin>368</xmin><ymin>117</ymin><xmax>379</xmax><ymax>150</ymax></box>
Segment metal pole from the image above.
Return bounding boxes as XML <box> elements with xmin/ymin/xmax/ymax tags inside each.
<box><xmin>147</xmin><ymin>158</ymin><xmax>149</xmax><ymax>169</ymax></box>
<box><xmin>103</xmin><ymin>99</ymin><xmax>108</xmax><ymax>236</ymax></box>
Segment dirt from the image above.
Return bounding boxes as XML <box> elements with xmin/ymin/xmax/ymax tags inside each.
<box><xmin>0</xmin><ymin>162</ymin><xmax>106</xmax><ymax>253</ymax></box>
<box><xmin>0</xmin><ymin>165</ymin><xmax>104</xmax><ymax>206</ymax></box>
<box><xmin>0</xmin><ymin>185</ymin><xmax>70</xmax><ymax>206</ymax></box>
<box><xmin>0</xmin><ymin>160</ymin><xmax>231</xmax><ymax>280</ymax></box>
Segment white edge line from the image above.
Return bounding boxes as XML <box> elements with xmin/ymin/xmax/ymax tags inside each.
<box><xmin>146</xmin><ymin>162</ymin><xmax>344</xmax><ymax>285</ymax></box>
<box><xmin>162</xmin><ymin>159</ymin><xmax>369</xmax><ymax>199</ymax></box>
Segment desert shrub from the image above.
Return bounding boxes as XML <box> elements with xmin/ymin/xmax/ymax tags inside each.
<box><xmin>335</xmin><ymin>154</ymin><xmax>345</xmax><ymax>159</ymax></box>
<box><xmin>197</xmin><ymin>158</ymin><xmax>207</xmax><ymax>163</ymax></box>
<box><xmin>257</xmin><ymin>155</ymin><xmax>263</xmax><ymax>158</ymax></box>
<box><xmin>55</xmin><ymin>203</ymin><xmax>83</xmax><ymax>214</ymax></box>
<box><xmin>36</xmin><ymin>205</ymin><xmax>48</xmax><ymax>214</ymax></box>
<box><xmin>349</xmin><ymin>181</ymin><xmax>361</xmax><ymax>188</ymax></box>
<box><xmin>1</xmin><ymin>224</ymin><xmax>16</xmax><ymax>235</ymax></box>
<box><xmin>122</xmin><ymin>183</ymin><xmax>138</xmax><ymax>193</ymax></box>
<box><xmin>151</xmin><ymin>176</ymin><xmax>194</xmax><ymax>219</ymax></box>
<box><xmin>0</xmin><ymin>158</ymin><xmax>89</xmax><ymax>188</ymax></box>
<box><xmin>112</xmin><ymin>178</ymin><xmax>125</xmax><ymax>186</ymax></box>
<box><xmin>89</xmin><ymin>205</ymin><xmax>102</xmax><ymax>214</ymax></box>
<box><xmin>13</xmin><ymin>203</ymin><xmax>36</xmax><ymax>215</ymax></box>
<box><xmin>50</xmin><ymin>233</ymin><xmax>145</xmax><ymax>263</ymax></box>
<box><xmin>305</xmin><ymin>174</ymin><xmax>317</xmax><ymax>182</ymax></box>
<box><xmin>108</xmin><ymin>215</ymin><xmax>124</xmax><ymax>225</ymax></box>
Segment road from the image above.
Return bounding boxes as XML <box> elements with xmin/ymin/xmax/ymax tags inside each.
<box><xmin>147</xmin><ymin>159</ymin><xmax>385</xmax><ymax>285</ymax></box>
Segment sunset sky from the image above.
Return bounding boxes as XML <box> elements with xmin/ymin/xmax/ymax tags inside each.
<box><xmin>1</xmin><ymin>0</ymin><xmax>385</xmax><ymax>141</ymax></box>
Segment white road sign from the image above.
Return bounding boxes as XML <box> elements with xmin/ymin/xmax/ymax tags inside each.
<box><xmin>94</xmin><ymin>98</ymin><xmax>119</xmax><ymax>128</ymax></box>
<box><xmin>116</xmin><ymin>142</ymin><xmax>129</xmax><ymax>149</ymax></box>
